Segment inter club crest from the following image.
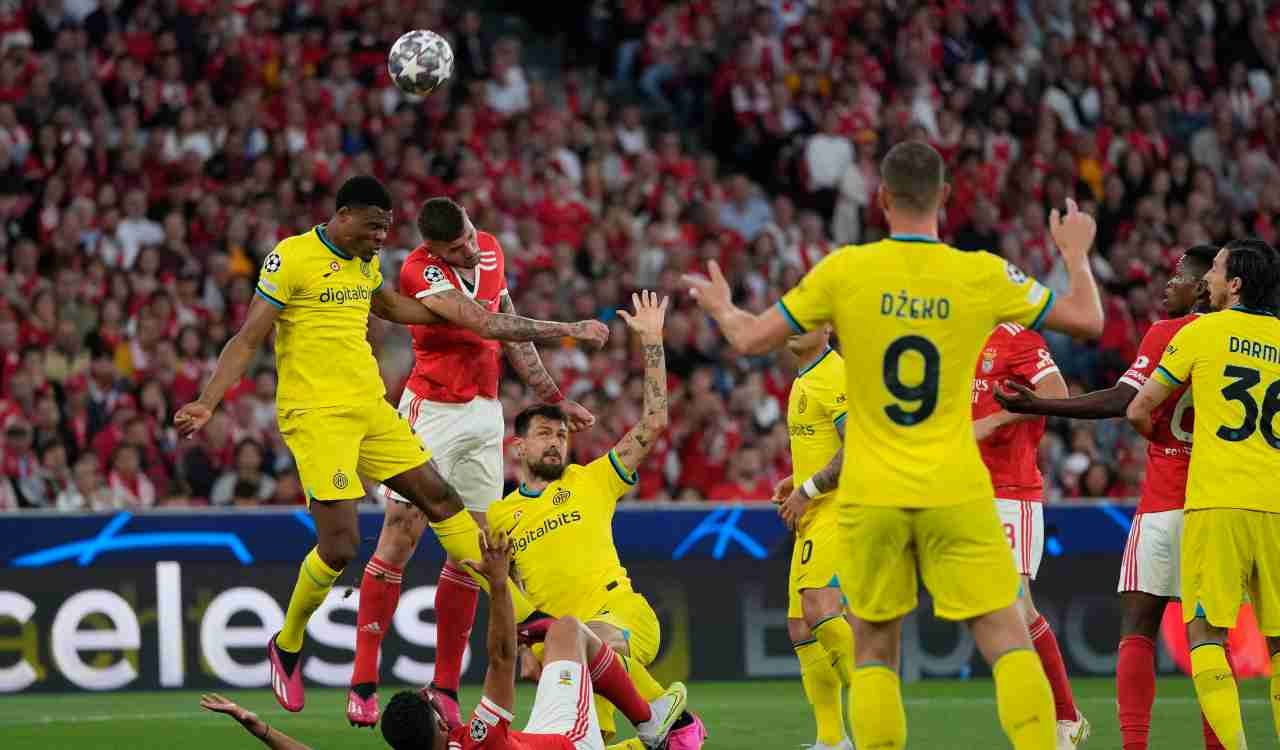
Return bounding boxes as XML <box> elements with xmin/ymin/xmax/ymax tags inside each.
<box><xmin>552</xmin><ymin>488</ymin><xmax>570</xmax><ymax>506</ymax></box>
<box><xmin>360</xmin><ymin>259</ymin><xmax>371</xmax><ymax>278</ymax></box>
<box><xmin>333</xmin><ymin>470</ymin><xmax>349</xmax><ymax>490</ymax></box>
<box><xmin>797</xmin><ymin>393</ymin><xmax>807</xmax><ymax>414</ymax></box>
<box><xmin>329</xmin><ymin>261</ymin><xmax>341</xmax><ymax>273</ymax></box>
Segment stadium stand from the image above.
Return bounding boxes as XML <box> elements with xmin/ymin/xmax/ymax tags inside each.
<box><xmin>2</xmin><ymin>0</ymin><xmax>1278</xmax><ymax>508</ymax></box>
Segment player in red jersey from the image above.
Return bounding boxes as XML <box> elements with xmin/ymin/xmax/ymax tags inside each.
<box><xmin>971</xmin><ymin>321</ymin><xmax>1088</xmax><ymax>748</ymax></box>
<box><xmin>349</xmin><ymin>197</ymin><xmax>607</xmax><ymax>727</ymax></box>
<box><xmin>202</xmin><ymin>529</ymin><xmax>687</xmax><ymax>750</ymax></box>
<box><xmin>996</xmin><ymin>245</ymin><xmax>1227</xmax><ymax>750</ymax></box>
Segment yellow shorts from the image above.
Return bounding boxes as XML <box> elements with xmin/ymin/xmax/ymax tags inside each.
<box><xmin>278</xmin><ymin>398</ymin><xmax>430</xmax><ymax>503</ymax></box>
<box><xmin>839</xmin><ymin>497</ymin><xmax>1018</xmax><ymax>622</ymax></box>
<box><xmin>1181</xmin><ymin>508</ymin><xmax>1280</xmax><ymax>636</ymax></box>
<box><xmin>788</xmin><ymin>503</ymin><xmax>844</xmax><ymax>619</ymax></box>
<box><xmin>579</xmin><ymin>587</ymin><xmax>662</xmax><ymax>666</ymax></box>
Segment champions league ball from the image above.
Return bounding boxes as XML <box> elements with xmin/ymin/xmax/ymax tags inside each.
<box><xmin>388</xmin><ymin>29</ymin><xmax>454</xmax><ymax>96</ymax></box>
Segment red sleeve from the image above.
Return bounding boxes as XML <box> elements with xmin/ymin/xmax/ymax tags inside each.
<box><xmin>400</xmin><ymin>251</ymin><xmax>456</xmax><ymax>299</ymax></box>
<box><xmin>461</xmin><ymin>696</ymin><xmax>514</xmax><ymax>749</ymax></box>
<box><xmin>1006</xmin><ymin>330</ymin><xmax>1060</xmax><ymax>386</ymax></box>
<box><xmin>1118</xmin><ymin>321</ymin><xmax>1176</xmax><ymax>390</ymax></box>
<box><xmin>479</xmin><ymin>232</ymin><xmax>509</xmax><ymax>294</ymax></box>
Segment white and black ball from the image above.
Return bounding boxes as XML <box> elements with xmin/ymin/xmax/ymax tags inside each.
<box><xmin>388</xmin><ymin>29</ymin><xmax>454</xmax><ymax>96</ymax></box>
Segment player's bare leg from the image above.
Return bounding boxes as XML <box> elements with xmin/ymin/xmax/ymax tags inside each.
<box><xmin>1187</xmin><ymin>616</ymin><xmax>1246</xmax><ymax>750</ymax></box>
<box><xmin>271</xmin><ymin>499</ymin><xmax>361</xmax><ymax>712</ymax></box>
<box><xmin>968</xmin><ymin>605</ymin><xmax>1058</xmax><ymax>750</ymax></box>
<box><xmin>1015</xmin><ymin>578</ymin><xmax>1087</xmax><ymax>747</ymax></box>
<box><xmin>796</xmin><ymin>587</ymin><xmax>854</xmax><ymax>750</ymax></box>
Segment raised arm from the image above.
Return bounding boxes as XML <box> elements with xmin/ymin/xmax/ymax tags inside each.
<box><xmin>419</xmin><ymin>287</ymin><xmax>609</xmax><ymax>348</ymax></box>
<box><xmin>996</xmin><ymin>380</ymin><xmax>1138</xmax><ymax>420</ymax></box>
<box><xmin>498</xmin><ymin>293</ymin><xmax>595</xmax><ymax>431</ymax></box>
<box><xmin>174</xmin><ymin>295</ymin><xmax>278</xmax><ymax>437</ymax></box>
<box><xmin>199</xmin><ymin>694</ymin><xmax>313</xmax><ymax>750</ymax></box>
<box><xmin>1038</xmin><ymin>199</ymin><xmax>1105</xmax><ymax>340</ymax></box>
<box><xmin>612</xmin><ymin>291</ymin><xmax>670</xmax><ymax>473</ymax></box>
<box><xmin>370</xmin><ymin>285</ymin><xmax>446</xmax><ymax>325</ymax></box>
<box><xmin>462</xmin><ymin>529</ymin><xmax>517</xmax><ymax>713</ymax></box>
<box><xmin>683</xmin><ymin>261</ymin><xmax>793</xmax><ymax>355</ymax></box>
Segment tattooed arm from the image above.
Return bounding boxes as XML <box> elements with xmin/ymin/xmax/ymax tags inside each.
<box><xmin>419</xmin><ymin>287</ymin><xmax>610</xmax><ymax>348</ymax></box>
<box><xmin>612</xmin><ymin>291</ymin><xmax>670</xmax><ymax>473</ymax></box>
<box><xmin>777</xmin><ymin>420</ymin><xmax>844</xmax><ymax>530</ymax></box>
<box><xmin>498</xmin><ymin>293</ymin><xmax>596</xmax><ymax>431</ymax></box>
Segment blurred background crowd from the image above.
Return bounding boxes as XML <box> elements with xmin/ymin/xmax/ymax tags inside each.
<box><xmin>2</xmin><ymin>0</ymin><xmax>1279</xmax><ymax>510</ymax></box>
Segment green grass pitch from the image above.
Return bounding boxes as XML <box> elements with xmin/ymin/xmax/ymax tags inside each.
<box><xmin>2</xmin><ymin>678</ymin><xmax>1273</xmax><ymax>749</ymax></box>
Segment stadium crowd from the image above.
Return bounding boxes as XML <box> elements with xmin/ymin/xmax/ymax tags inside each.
<box><xmin>1</xmin><ymin>0</ymin><xmax>1278</xmax><ymax>510</ymax></box>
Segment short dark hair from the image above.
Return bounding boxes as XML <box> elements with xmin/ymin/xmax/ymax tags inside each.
<box><xmin>335</xmin><ymin>176</ymin><xmax>392</xmax><ymax>211</ymax></box>
<box><xmin>1182</xmin><ymin>244</ymin><xmax>1218</xmax><ymax>275</ymax></box>
<box><xmin>381</xmin><ymin>691</ymin><xmax>437</xmax><ymax>750</ymax></box>
<box><xmin>418</xmin><ymin>197</ymin><xmax>465</xmax><ymax>242</ymax></box>
<box><xmin>514</xmin><ymin>404</ymin><xmax>567</xmax><ymax>437</ymax></box>
<box><xmin>880</xmin><ymin>140</ymin><xmax>945</xmax><ymax>214</ymax></box>
<box><xmin>1223</xmin><ymin>238</ymin><xmax>1280</xmax><ymax>310</ymax></box>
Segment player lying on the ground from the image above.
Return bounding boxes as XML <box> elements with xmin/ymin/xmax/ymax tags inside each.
<box><xmin>200</xmin><ymin>529</ymin><xmax>688</xmax><ymax>750</ymax></box>
<box><xmin>174</xmin><ymin>176</ymin><xmax>607</xmax><ymax>719</ymax></box>
<box><xmin>996</xmin><ymin>244</ymin><xmax>1232</xmax><ymax>750</ymax></box>
<box><xmin>1126</xmin><ymin>239</ymin><xmax>1280</xmax><ymax>750</ymax></box>
<box><xmin>349</xmin><ymin>197</ymin><xmax>604</xmax><ymax>727</ymax></box>
<box><xmin>686</xmin><ymin>141</ymin><xmax>1105</xmax><ymax>750</ymax></box>
<box><xmin>770</xmin><ymin>326</ymin><xmax>856</xmax><ymax>750</ymax></box>
<box><xmin>489</xmin><ymin>291</ymin><xmax>705</xmax><ymax>749</ymax></box>
<box><xmin>971</xmin><ymin>322</ymin><xmax>1092</xmax><ymax>748</ymax></box>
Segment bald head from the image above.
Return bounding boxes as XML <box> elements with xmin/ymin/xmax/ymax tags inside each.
<box><xmin>880</xmin><ymin>141</ymin><xmax>946</xmax><ymax>215</ymax></box>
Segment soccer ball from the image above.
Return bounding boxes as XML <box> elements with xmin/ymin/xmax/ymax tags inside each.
<box><xmin>388</xmin><ymin>29</ymin><xmax>454</xmax><ymax>96</ymax></box>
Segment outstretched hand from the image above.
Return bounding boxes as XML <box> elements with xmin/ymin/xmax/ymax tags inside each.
<box><xmin>461</xmin><ymin>528</ymin><xmax>513</xmax><ymax>588</ymax></box>
<box><xmin>174</xmin><ymin>402</ymin><xmax>213</xmax><ymax>438</ymax></box>
<box><xmin>200</xmin><ymin>693</ymin><xmax>255</xmax><ymax>724</ymax></box>
<box><xmin>617</xmin><ymin>290</ymin><xmax>669</xmax><ymax>341</ymax></box>
<box><xmin>682</xmin><ymin>261</ymin><xmax>732</xmax><ymax>315</ymax></box>
<box><xmin>1048</xmin><ymin>198</ymin><xmax>1097</xmax><ymax>264</ymax></box>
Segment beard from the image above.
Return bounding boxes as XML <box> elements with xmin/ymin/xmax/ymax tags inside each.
<box><xmin>528</xmin><ymin>456</ymin><xmax>566</xmax><ymax>481</ymax></box>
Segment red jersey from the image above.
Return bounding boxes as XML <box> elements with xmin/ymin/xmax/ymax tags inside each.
<box><xmin>972</xmin><ymin>324</ymin><xmax>1061</xmax><ymax>501</ymax></box>
<box><xmin>400</xmin><ymin>232</ymin><xmax>507</xmax><ymax>404</ymax></box>
<box><xmin>1117</xmin><ymin>314</ymin><xmax>1199</xmax><ymax>513</ymax></box>
<box><xmin>448</xmin><ymin>695</ymin><xmax>572</xmax><ymax>750</ymax></box>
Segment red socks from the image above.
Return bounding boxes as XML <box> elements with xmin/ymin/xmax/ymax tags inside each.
<box><xmin>1117</xmin><ymin>634</ymin><xmax>1156</xmax><ymax>750</ymax></box>
<box><xmin>352</xmin><ymin>556</ymin><xmax>403</xmax><ymax>688</ymax></box>
<box><xmin>1029</xmin><ymin>615</ymin><xmax>1077</xmax><ymax>722</ymax></box>
<box><xmin>587</xmin><ymin>644</ymin><xmax>653</xmax><ymax>725</ymax></box>
<box><xmin>432</xmin><ymin>562</ymin><xmax>480</xmax><ymax>693</ymax></box>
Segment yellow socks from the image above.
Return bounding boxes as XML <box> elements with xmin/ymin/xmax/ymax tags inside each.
<box><xmin>812</xmin><ymin>614</ymin><xmax>855</xmax><ymax>687</ymax></box>
<box><xmin>1271</xmin><ymin>651</ymin><xmax>1280</xmax><ymax>740</ymax></box>
<box><xmin>606</xmin><ymin>740</ymin><xmax>645</xmax><ymax>750</ymax></box>
<box><xmin>993</xmin><ymin>649</ymin><xmax>1056</xmax><ymax>750</ymax></box>
<box><xmin>430</xmin><ymin>510</ymin><xmax>535</xmax><ymax>620</ymax></box>
<box><xmin>849</xmin><ymin>665</ymin><xmax>906</xmax><ymax>750</ymax></box>
<box><xmin>796</xmin><ymin>639</ymin><xmax>846</xmax><ymax>747</ymax></box>
<box><xmin>278</xmin><ymin>547</ymin><xmax>341</xmax><ymax>652</ymax></box>
<box><xmin>1191</xmin><ymin>644</ymin><xmax>1245</xmax><ymax>750</ymax></box>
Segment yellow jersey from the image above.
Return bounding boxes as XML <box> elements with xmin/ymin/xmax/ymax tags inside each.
<box><xmin>787</xmin><ymin>346</ymin><xmax>847</xmax><ymax>516</ymax></box>
<box><xmin>1152</xmin><ymin>306</ymin><xmax>1280</xmax><ymax>512</ymax></box>
<box><xmin>778</xmin><ymin>236</ymin><xmax>1055</xmax><ymax>508</ymax></box>
<box><xmin>255</xmin><ymin>225</ymin><xmax>386</xmax><ymax>411</ymax></box>
<box><xmin>488</xmin><ymin>451</ymin><xmax>638</xmax><ymax>616</ymax></box>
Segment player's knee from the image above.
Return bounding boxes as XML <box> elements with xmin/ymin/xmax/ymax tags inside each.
<box><xmin>787</xmin><ymin>618</ymin><xmax>814</xmax><ymax>644</ymax></box>
<box><xmin>318</xmin><ymin>532</ymin><xmax>358</xmax><ymax>571</ymax></box>
<box><xmin>801</xmin><ymin>588</ymin><xmax>844</xmax><ymax>626</ymax></box>
<box><xmin>546</xmin><ymin>617</ymin><xmax>583</xmax><ymax>647</ymax></box>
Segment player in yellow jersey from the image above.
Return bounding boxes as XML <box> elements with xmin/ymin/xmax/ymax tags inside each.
<box><xmin>487</xmin><ymin>291</ymin><xmax>706</xmax><ymax>750</ymax></box>
<box><xmin>173</xmin><ymin>176</ymin><xmax>609</xmax><ymax>718</ymax></box>
<box><xmin>1127</xmin><ymin>238</ymin><xmax>1280</xmax><ymax>750</ymax></box>
<box><xmin>685</xmin><ymin>141</ymin><xmax>1106</xmax><ymax>750</ymax></box>
<box><xmin>770</xmin><ymin>327</ymin><xmax>855</xmax><ymax>750</ymax></box>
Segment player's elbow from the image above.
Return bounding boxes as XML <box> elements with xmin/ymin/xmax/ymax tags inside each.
<box><xmin>1123</xmin><ymin>401</ymin><xmax>1145</xmax><ymax>429</ymax></box>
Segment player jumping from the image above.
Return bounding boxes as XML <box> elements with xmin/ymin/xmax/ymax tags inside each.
<box><xmin>771</xmin><ymin>326</ymin><xmax>856</xmax><ymax>750</ymax></box>
<box><xmin>488</xmin><ymin>291</ymin><xmax>706</xmax><ymax>750</ymax></box>
<box><xmin>971</xmin><ymin>322</ymin><xmax>1088</xmax><ymax>748</ymax></box>
<box><xmin>996</xmin><ymin>244</ymin><xmax>1229</xmax><ymax>750</ymax></box>
<box><xmin>201</xmin><ymin>529</ymin><xmax>688</xmax><ymax>750</ymax></box>
<box><xmin>686</xmin><ymin>141</ymin><xmax>1105</xmax><ymax>750</ymax></box>
<box><xmin>1127</xmin><ymin>238</ymin><xmax>1280</xmax><ymax>750</ymax></box>
<box><xmin>174</xmin><ymin>177</ymin><xmax>607</xmax><ymax>718</ymax></box>
<box><xmin>349</xmin><ymin>196</ymin><xmax>598</xmax><ymax>727</ymax></box>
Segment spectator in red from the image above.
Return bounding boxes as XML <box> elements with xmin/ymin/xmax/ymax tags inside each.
<box><xmin>707</xmin><ymin>446</ymin><xmax>774</xmax><ymax>501</ymax></box>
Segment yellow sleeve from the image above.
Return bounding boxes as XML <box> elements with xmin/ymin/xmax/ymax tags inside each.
<box><xmin>777</xmin><ymin>251</ymin><xmax>842</xmax><ymax>333</ymax></box>
<box><xmin>255</xmin><ymin>242</ymin><xmax>296</xmax><ymax>309</ymax></box>
<box><xmin>371</xmin><ymin>255</ymin><xmax>384</xmax><ymax>292</ymax></box>
<box><xmin>977</xmin><ymin>252</ymin><xmax>1056</xmax><ymax>331</ymax></box>
<box><xmin>817</xmin><ymin>363</ymin><xmax>848</xmax><ymax>427</ymax></box>
<box><xmin>580</xmin><ymin>452</ymin><xmax>638</xmax><ymax>509</ymax></box>
<box><xmin>1152</xmin><ymin>321</ymin><xmax>1200</xmax><ymax>387</ymax></box>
